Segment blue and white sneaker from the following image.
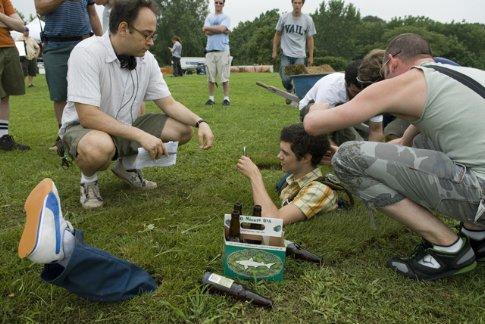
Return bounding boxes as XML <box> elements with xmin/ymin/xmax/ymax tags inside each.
<box><xmin>18</xmin><ymin>178</ymin><xmax>72</xmax><ymax>264</ymax></box>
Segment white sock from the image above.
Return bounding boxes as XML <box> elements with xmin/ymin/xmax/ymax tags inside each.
<box><xmin>209</xmin><ymin>96</ymin><xmax>215</xmax><ymax>101</ymax></box>
<box><xmin>433</xmin><ymin>237</ymin><xmax>463</xmax><ymax>253</ymax></box>
<box><xmin>58</xmin><ymin>229</ymin><xmax>75</xmax><ymax>268</ymax></box>
<box><xmin>80</xmin><ymin>172</ymin><xmax>98</xmax><ymax>184</ymax></box>
<box><xmin>461</xmin><ymin>227</ymin><xmax>485</xmax><ymax>240</ymax></box>
<box><xmin>224</xmin><ymin>96</ymin><xmax>230</xmax><ymax>101</ymax></box>
<box><xmin>0</xmin><ymin>119</ymin><xmax>8</xmax><ymax>137</ymax></box>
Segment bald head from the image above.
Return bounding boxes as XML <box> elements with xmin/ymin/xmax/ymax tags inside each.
<box><xmin>386</xmin><ymin>33</ymin><xmax>433</xmax><ymax>62</ymax></box>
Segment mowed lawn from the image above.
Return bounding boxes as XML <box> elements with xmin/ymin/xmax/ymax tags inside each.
<box><xmin>0</xmin><ymin>72</ymin><xmax>483</xmax><ymax>323</ymax></box>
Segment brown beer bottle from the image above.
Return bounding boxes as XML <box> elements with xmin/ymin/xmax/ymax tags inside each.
<box><xmin>244</xmin><ymin>205</ymin><xmax>263</xmax><ymax>244</ymax></box>
<box><xmin>227</xmin><ymin>205</ymin><xmax>241</xmax><ymax>242</ymax></box>
<box><xmin>202</xmin><ymin>272</ymin><xmax>273</xmax><ymax>308</ymax></box>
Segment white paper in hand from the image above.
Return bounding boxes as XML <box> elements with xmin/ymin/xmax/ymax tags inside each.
<box><xmin>122</xmin><ymin>141</ymin><xmax>178</xmax><ymax>170</ymax></box>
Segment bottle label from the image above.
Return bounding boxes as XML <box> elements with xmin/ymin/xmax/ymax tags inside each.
<box><xmin>208</xmin><ymin>273</ymin><xmax>234</xmax><ymax>289</ymax></box>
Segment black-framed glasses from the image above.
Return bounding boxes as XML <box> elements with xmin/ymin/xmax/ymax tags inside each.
<box><xmin>130</xmin><ymin>25</ymin><xmax>157</xmax><ymax>41</ymax></box>
<box><xmin>380</xmin><ymin>50</ymin><xmax>401</xmax><ymax>77</ymax></box>
<box><xmin>214</xmin><ymin>1</ymin><xmax>224</xmax><ymax>4</ymax></box>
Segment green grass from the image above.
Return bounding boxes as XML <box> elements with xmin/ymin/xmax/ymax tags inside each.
<box><xmin>1</xmin><ymin>73</ymin><xmax>484</xmax><ymax>323</ymax></box>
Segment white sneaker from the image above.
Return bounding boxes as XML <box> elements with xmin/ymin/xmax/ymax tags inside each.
<box><xmin>111</xmin><ymin>159</ymin><xmax>157</xmax><ymax>190</ymax></box>
<box><xmin>80</xmin><ymin>181</ymin><xmax>104</xmax><ymax>209</ymax></box>
<box><xmin>18</xmin><ymin>178</ymin><xmax>72</xmax><ymax>264</ymax></box>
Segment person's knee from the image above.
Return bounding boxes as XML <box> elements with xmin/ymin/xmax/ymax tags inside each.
<box><xmin>77</xmin><ymin>135</ymin><xmax>115</xmax><ymax>168</ymax></box>
<box><xmin>179</xmin><ymin>125</ymin><xmax>192</xmax><ymax>144</ymax></box>
<box><xmin>331</xmin><ymin>141</ymin><xmax>363</xmax><ymax>177</ymax></box>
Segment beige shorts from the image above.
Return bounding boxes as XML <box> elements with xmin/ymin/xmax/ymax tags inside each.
<box><xmin>205</xmin><ymin>51</ymin><xmax>231</xmax><ymax>83</ymax></box>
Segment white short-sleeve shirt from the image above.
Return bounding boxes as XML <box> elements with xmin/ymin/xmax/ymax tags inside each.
<box><xmin>60</xmin><ymin>33</ymin><xmax>171</xmax><ymax>135</ymax></box>
<box><xmin>298</xmin><ymin>72</ymin><xmax>383</xmax><ymax>123</ymax></box>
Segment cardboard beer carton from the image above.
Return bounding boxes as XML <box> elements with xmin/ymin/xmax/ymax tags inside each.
<box><xmin>223</xmin><ymin>214</ymin><xmax>286</xmax><ymax>281</ymax></box>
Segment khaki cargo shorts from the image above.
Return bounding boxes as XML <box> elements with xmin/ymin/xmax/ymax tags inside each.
<box><xmin>62</xmin><ymin>113</ymin><xmax>168</xmax><ymax>159</ymax></box>
<box><xmin>205</xmin><ymin>51</ymin><xmax>231</xmax><ymax>83</ymax></box>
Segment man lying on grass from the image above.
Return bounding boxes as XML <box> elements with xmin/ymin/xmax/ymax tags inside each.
<box><xmin>304</xmin><ymin>33</ymin><xmax>485</xmax><ymax>281</ymax></box>
<box><xmin>237</xmin><ymin>123</ymin><xmax>338</xmax><ymax>225</ymax></box>
<box><xmin>59</xmin><ymin>0</ymin><xmax>214</xmax><ymax>209</ymax></box>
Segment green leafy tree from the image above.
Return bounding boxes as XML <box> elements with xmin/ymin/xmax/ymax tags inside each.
<box><xmin>152</xmin><ymin>0</ymin><xmax>208</xmax><ymax>65</ymax></box>
<box><xmin>230</xmin><ymin>10</ymin><xmax>279</xmax><ymax>65</ymax></box>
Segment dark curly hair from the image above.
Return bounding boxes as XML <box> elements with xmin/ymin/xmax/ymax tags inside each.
<box><xmin>280</xmin><ymin>124</ymin><xmax>330</xmax><ymax>167</ymax></box>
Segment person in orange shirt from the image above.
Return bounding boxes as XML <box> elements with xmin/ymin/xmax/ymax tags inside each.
<box><xmin>0</xmin><ymin>0</ymin><xmax>29</xmax><ymax>150</ymax></box>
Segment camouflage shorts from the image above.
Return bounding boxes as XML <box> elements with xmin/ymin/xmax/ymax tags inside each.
<box><xmin>331</xmin><ymin>135</ymin><xmax>485</xmax><ymax>225</ymax></box>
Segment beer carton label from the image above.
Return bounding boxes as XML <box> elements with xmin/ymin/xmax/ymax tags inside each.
<box><xmin>208</xmin><ymin>273</ymin><xmax>234</xmax><ymax>289</ymax></box>
<box><xmin>224</xmin><ymin>214</ymin><xmax>283</xmax><ymax>237</ymax></box>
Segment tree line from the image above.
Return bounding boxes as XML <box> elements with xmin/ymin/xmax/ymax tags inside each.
<box><xmin>151</xmin><ymin>0</ymin><xmax>485</xmax><ymax>71</ymax></box>
<box><xmin>23</xmin><ymin>0</ymin><xmax>484</xmax><ymax>70</ymax></box>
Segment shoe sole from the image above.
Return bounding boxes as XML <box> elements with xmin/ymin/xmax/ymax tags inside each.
<box><xmin>111</xmin><ymin>168</ymin><xmax>157</xmax><ymax>190</ymax></box>
<box><xmin>18</xmin><ymin>178</ymin><xmax>53</xmax><ymax>258</ymax></box>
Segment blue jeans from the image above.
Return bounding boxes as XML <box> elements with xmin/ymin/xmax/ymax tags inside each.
<box><xmin>40</xmin><ymin>230</ymin><xmax>157</xmax><ymax>302</ymax></box>
<box><xmin>279</xmin><ymin>55</ymin><xmax>306</xmax><ymax>91</ymax></box>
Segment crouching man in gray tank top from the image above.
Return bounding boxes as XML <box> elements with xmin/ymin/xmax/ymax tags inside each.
<box><xmin>304</xmin><ymin>33</ymin><xmax>485</xmax><ymax>281</ymax></box>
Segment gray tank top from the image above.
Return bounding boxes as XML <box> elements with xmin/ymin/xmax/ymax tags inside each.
<box><xmin>413</xmin><ymin>63</ymin><xmax>485</xmax><ymax>178</ymax></box>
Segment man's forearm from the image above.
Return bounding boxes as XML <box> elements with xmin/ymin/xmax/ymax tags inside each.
<box><xmin>401</xmin><ymin>124</ymin><xmax>420</xmax><ymax>146</ymax></box>
<box><xmin>155</xmin><ymin>97</ymin><xmax>201</xmax><ymax>127</ymax></box>
<box><xmin>204</xmin><ymin>25</ymin><xmax>227</xmax><ymax>34</ymax></box>
<box><xmin>368</xmin><ymin>121</ymin><xmax>384</xmax><ymax>142</ymax></box>
<box><xmin>306</xmin><ymin>37</ymin><xmax>314</xmax><ymax>61</ymax></box>
<box><xmin>272</xmin><ymin>33</ymin><xmax>281</xmax><ymax>56</ymax></box>
<box><xmin>249</xmin><ymin>175</ymin><xmax>280</xmax><ymax>217</ymax></box>
<box><xmin>0</xmin><ymin>13</ymin><xmax>25</xmax><ymax>32</ymax></box>
<box><xmin>35</xmin><ymin>0</ymin><xmax>64</xmax><ymax>16</ymax></box>
<box><xmin>88</xmin><ymin>5</ymin><xmax>102</xmax><ymax>36</ymax></box>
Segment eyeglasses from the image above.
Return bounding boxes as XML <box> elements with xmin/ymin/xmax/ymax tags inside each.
<box><xmin>130</xmin><ymin>25</ymin><xmax>157</xmax><ymax>41</ymax></box>
<box><xmin>380</xmin><ymin>50</ymin><xmax>401</xmax><ymax>77</ymax></box>
<box><xmin>214</xmin><ymin>1</ymin><xmax>224</xmax><ymax>5</ymax></box>
<box><xmin>355</xmin><ymin>76</ymin><xmax>375</xmax><ymax>88</ymax></box>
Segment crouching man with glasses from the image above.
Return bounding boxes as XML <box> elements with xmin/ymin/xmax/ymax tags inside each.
<box><xmin>59</xmin><ymin>0</ymin><xmax>214</xmax><ymax>209</ymax></box>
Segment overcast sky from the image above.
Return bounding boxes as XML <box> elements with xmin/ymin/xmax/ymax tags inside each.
<box><xmin>13</xmin><ymin>0</ymin><xmax>485</xmax><ymax>26</ymax></box>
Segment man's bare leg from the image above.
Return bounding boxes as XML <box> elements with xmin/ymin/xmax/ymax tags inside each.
<box><xmin>380</xmin><ymin>198</ymin><xmax>458</xmax><ymax>246</ymax></box>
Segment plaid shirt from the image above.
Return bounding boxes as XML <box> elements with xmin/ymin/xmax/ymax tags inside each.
<box><xmin>280</xmin><ymin>168</ymin><xmax>337</xmax><ymax>219</ymax></box>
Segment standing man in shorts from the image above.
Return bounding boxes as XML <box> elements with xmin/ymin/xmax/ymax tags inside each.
<box><xmin>20</xmin><ymin>28</ymin><xmax>40</xmax><ymax>88</ymax></box>
<box><xmin>272</xmin><ymin>0</ymin><xmax>316</xmax><ymax>93</ymax></box>
<box><xmin>203</xmin><ymin>0</ymin><xmax>231</xmax><ymax>106</ymax></box>
<box><xmin>0</xmin><ymin>0</ymin><xmax>29</xmax><ymax>151</ymax></box>
<box><xmin>60</xmin><ymin>0</ymin><xmax>214</xmax><ymax>209</ymax></box>
<box><xmin>35</xmin><ymin>0</ymin><xmax>102</xmax><ymax>149</ymax></box>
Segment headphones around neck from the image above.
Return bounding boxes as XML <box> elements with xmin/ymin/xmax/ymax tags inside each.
<box><xmin>117</xmin><ymin>55</ymin><xmax>137</xmax><ymax>70</ymax></box>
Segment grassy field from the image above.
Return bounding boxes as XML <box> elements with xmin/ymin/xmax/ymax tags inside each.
<box><xmin>0</xmin><ymin>73</ymin><xmax>483</xmax><ymax>323</ymax></box>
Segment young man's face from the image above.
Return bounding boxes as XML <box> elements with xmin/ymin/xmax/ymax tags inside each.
<box><xmin>214</xmin><ymin>0</ymin><xmax>224</xmax><ymax>13</ymax></box>
<box><xmin>277</xmin><ymin>141</ymin><xmax>303</xmax><ymax>173</ymax></box>
<box><xmin>292</xmin><ymin>0</ymin><xmax>304</xmax><ymax>15</ymax></box>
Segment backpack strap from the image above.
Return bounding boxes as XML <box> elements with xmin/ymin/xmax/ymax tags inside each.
<box><xmin>426</xmin><ymin>65</ymin><xmax>485</xmax><ymax>99</ymax></box>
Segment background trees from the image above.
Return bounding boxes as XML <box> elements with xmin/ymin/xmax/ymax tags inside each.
<box><xmin>149</xmin><ymin>0</ymin><xmax>484</xmax><ymax>69</ymax></box>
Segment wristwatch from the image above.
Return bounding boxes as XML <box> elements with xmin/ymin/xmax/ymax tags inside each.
<box><xmin>195</xmin><ymin>119</ymin><xmax>207</xmax><ymax>128</ymax></box>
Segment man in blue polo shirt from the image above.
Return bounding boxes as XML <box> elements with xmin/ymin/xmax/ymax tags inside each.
<box><xmin>35</xmin><ymin>0</ymin><xmax>102</xmax><ymax>149</ymax></box>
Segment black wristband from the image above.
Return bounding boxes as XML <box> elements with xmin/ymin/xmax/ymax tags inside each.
<box><xmin>195</xmin><ymin>119</ymin><xmax>207</xmax><ymax>128</ymax></box>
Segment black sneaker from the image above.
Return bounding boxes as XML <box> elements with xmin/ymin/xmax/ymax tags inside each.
<box><xmin>222</xmin><ymin>99</ymin><xmax>230</xmax><ymax>106</ymax></box>
<box><xmin>205</xmin><ymin>99</ymin><xmax>215</xmax><ymax>106</ymax></box>
<box><xmin>457</xmin><ymin>223</ymin><xmax>485</xmax><ymax>263</ymax></box>
<box><xmin>387</xmin><ymin>238</ymin><xmax>477</xmax><ymax>281</ymax></box>
<box><xmin>0</xmin><ymin>135</ymin><xmax>30</xmax><ymax>151</ymax></box>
